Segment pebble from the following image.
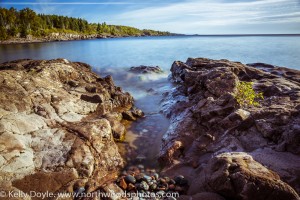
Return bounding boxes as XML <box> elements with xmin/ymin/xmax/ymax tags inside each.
<box><xmin>169</xmin><ymin>179</ymin><xmax>176</xmax><ymax>185</ymax></box>
<box><xmin>127</xmin><ymin>183</ymin><xmax>135</xmax><ymax>191</ymax></box>
<box><xmin>116</xmin><ymin>165</ymin><xmax>189</xmax><ymax>196</ymax></box>
<box><xmin>143</xmin><ymin>175</ymin><xmax>152</xmax><ymax>183</ymax></box>
<box><xmin>150</xmin><ymin>183</ymin><xmax>157</xmax><ymax>190</ymax></box>
<box><xmin>174</xmin><ymin>175</ymin><xmax>188</xmax><ymax>185</ymax></box>
<box><xmin>164</xmin><ymin>177</ymin><xmax>170</xmax><ymax>183</ymax></box>
<box><xmin>134</xmin><ymin>173</ymin><xmax>145</xmax><ymax>182</ymax></box>
<box><xmin>137</xmin><ymin>164</ymin><xmax>145</xmax><ymax>170</ymax></box>
<box><xmin>125</xmin><ymin>175</ymin><xmax>136</xmax><ymax>184</ymax></box>
<box><xmin>119</xmin><ymin>178</ymin><xmax>127</xmax><ymax>190</ymax></box>
<box><xmin>159</xmin><ymin>178</ymin><xmax>166</xmax><ymax>184</ymax></box>
<box><xmin>169</xmin><ymin>184</ymin><xmax>175</xmax><ymax>190</ymax></box>
<box><xmin>152</xmin><ymin>173</ymin><xmax>159</xmax><ymax>180</ymax></box>
<box><xmin>74</xmin><ymin>187</ymin><xmax>85</xmax><ymax>195</ymax></box>
<box><xmin>137</xmin><ymin>181</ymin><xmax>149</xmax><ymax>191</ymax></box>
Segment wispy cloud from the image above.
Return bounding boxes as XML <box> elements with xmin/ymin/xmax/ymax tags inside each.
<box><xmin>110</xmin><ymin>0</ymin><xmax>300</xmax><ymax>34</ymax></box>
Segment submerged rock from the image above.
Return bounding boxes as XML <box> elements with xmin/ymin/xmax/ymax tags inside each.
<box><xmin>129</xmin><ymin>65</ymin><xmax>164</xmax><ymax>74</ymax></box>
<box><xmin>160</xmin><ymin>58</ymin><xmax>300</xmax><ymax>199</ymax></box>
<box><xmin>0</xmin><ymin>59</ymin><xmax>141</xmax><ymax>198</ymax></box>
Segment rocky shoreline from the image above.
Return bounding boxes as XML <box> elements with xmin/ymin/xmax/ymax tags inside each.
<box><xmin>0</xmin><ymin>58</ymin><xmax>299</xmax><ymax>200</ymax></box>
<box><xmin>0</xmin><ymin>59</ymin><xmax>143</xmax><ymax>199</ymax></box>
<box><xmin>160</xmin><ymin>58</ymin><xmax>300</xmax><ymax>200</ymax></box>
<box><xmin>0</xmin><ymin>34</ymin><xmax>174</xmax><ymax>45</ymax></box>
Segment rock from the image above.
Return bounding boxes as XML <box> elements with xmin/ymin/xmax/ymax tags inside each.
<box><xmin>0</xmin><ymin>59</ymin><xmax>140</xmax><ymax>197</ymax></box>
<box><xmin>85</xmin><ymin>85</ymin><xmax>97</xmax><ymax>93</ymax></box>
<box><xmin>125</xmin><ymin>175</ymin><xmax>136</xmax><ymax>184</ymax></box>
<box><xmin>137</xmin><ymin>164</ymin><xmax>145</xmax><ymax>170</ymax></box>
<box><xmin>150</xmin><ymin>183</ymin><xmax>157</xmax><ymax>190</ymax></box>
<box><xmin>159</xmin><ymin>57</ymin><xmax>300</xmax><ymax>196</ymax></box>
<box><xmin>110</xmin><ymin>120</ymin><xmax>126</xmax><ymax>140</ymax></box>
<box><xmin>143</xmin><ymin>175</ymin><xmax>152</xmax><ymax>183</ymax></box>
<box><xmin>68</xmin><ymin>80</ymin><xmax>79</xmax><ymax>87</ymax></box>
<box><xmin>80</xmin><ymin>94</ymin><xmax>103</xmax><ymax>103</ymax></box>
<box><xmin>190</xmin><ymin>152</ymin><xmax>299</xmax><ymax>200</ymax></box>
<box><xmin>122</xmin><ymin>111</ymin><xmax>136</xmax><ymax>121</ymax></box>
<box><xmin>179</xmin><ymin>192</ymin><xmax>226</xmax><ymax>200</ymax></box>
<box><xmin>136</xmin><ymin>181</ymin><xmax>149</xmax><ymax>191</ymax></box>
<box><xmin>74</xmin><ymin>187</ymin><xmax>85</xmax><ymax>196</ymax></box>
<box><xmin>129</xmin><ymin>65</ymin><xmax>163</xmax><ymax>74</ymax></box>
<box><xmin>134</xmin><ymin>173</ymin><xmax>145</xmax><ymax>182</ymax></box>
<box><xmin>100</xmin><ymin>183</ymin><xmax>125</xmax><ymax>200</ymax></box>
<box><xmin>131</xmin><ymin>107</ymin><xmax>145</xmax><ymax>118</ymax></box>
<box><xmin>127</xmin><ymin>183</ymin><xmax>135</xmax><ymax>191</ymax></box>
<box><xmin>119</xmin><ymin>178</ymin><xmax>127</xmax><ymax>190</ymax></box>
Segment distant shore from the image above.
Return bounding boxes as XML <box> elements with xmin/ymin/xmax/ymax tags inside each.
<box><xmin>2</xmin><ymin>33</ymin><xmax>299</xmax><ymax>45</ymax></box>
<box><xmin>0</xmin><ymin>34</ymin><xmax>178</xmax><ymax>45</ymax></box>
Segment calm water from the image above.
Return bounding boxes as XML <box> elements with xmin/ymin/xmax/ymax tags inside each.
<box><xmin>1</xmin><ymin>35</ymin><xmax>300</xmax><ymax>168</ymax></box>
<box><xmin>1</xmin><ymin>36</ymin><xmax>300</xmax><ymax>69</ymax></box>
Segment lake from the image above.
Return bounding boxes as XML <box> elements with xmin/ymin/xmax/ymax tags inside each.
<box><xmin>1</xmin><ymin>35</ymin><xmax>300</xmax><ymax>167</ymax></box>
<box><xmin>1</xmin><ymin>35</ymin><xmax>300</xmax><ymax>70</ymax></box>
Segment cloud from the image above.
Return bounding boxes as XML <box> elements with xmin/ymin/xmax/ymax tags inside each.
<box><xmin>111</xmin><ymin>0</ymin><xmax>300</xmax><ymax>33</ymax></box>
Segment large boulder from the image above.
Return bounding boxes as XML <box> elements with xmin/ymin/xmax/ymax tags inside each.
<box><xmin>0</xmin><ymin>59</ymin><xmax>139</xmax><ymax>198</ymax></box>
<box><xmin>160</xmin><ymin>58</ymin><xmax>300</xmax><ymax>198</ymax></box>
<box><xmin>189</xmin><ymin>152</ymin><xmax>299</xmax><ymax>200</ymax></box>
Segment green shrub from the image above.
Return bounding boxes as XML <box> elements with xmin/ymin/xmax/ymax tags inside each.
<box><xmin>235</xmin><ymin>81</ymin><xmax>264</xmax><ymax>107</ymax></box>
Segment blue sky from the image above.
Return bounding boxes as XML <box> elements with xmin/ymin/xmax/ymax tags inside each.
<box><xmin>1</xmin><ymin>0</ymin><xmax>300</xmax><ymax>34</ymax></box>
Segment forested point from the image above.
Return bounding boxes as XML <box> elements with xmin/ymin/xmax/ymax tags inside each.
<box><xmin>0</xmin><ymin>7</ymin><xmax>172</xmax><ymax>40</ymax></box>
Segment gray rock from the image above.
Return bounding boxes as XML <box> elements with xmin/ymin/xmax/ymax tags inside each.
<box><xmin>125</xmin><ymin>175</ymin><xmax>136</xmax><ymax>184</ymax></box>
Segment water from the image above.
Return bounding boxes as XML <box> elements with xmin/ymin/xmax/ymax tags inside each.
<box><xmin>1</xmin><ymin>35</ymin><xmax>300</xmax><ymax>167</ymax></box>
<box><xmin>1</xmin><ymin>36</ymin><xmax>300</xmax><ymax>69</ymax></box>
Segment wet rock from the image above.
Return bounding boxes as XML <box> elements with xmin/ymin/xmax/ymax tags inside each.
<box><xmin>143</xmin><ymin>175</ymin><xmax>152</xmax><ymax>183</ymax></box>
<box><xmin>122</xmin><ymin>111</ymin><xmax>137</xmax><ymax>121</ymax></box>
<box><xmin>129</xmin><ymin>65</ymin><xmax>164</xmax><ymax>74</ymax></box>
<box><xmin>136</xmin><ymin>181</ymin><xmax>149</xmax><ymax>191</ymax></box>
<box><xmin>150</xmin><ymin>183</ymin><xmax>157</xmax><ymax>190</ymax></box>
<box><xmin>134</xmin><ymin>173</ymin><xmax>145</xmax><ymax>182</ymax></box>
<box><xmin>131</xmin><ymin>107</ymin><xmax>145</xmax><ymax>118</ymax></box>
<box><xmin>125</xmin><ymin>175</ymin><xmax>136</xmax><ymax>184</ymax></box>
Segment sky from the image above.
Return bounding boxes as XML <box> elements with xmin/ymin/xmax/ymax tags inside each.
<box><xmin>1</xmin><ymin>0</ymin><xmax>300</xmax><ymax>34</ymax></box>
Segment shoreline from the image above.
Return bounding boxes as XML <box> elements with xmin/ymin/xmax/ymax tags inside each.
<box><xmin>2</xmin><ymin>33</ymin><xmax>299</xmax><ymax>45</ymax></box>
<box><xmin>0</xmin><ymin>34</ymin><xmax>177</xmax><ymax>45</ymax></box>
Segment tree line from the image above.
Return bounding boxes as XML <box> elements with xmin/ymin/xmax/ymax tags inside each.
<box><xmin>0</xmin><ymin>7</ymin><xmax>171</xmax><ymax>40</ymax></box>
